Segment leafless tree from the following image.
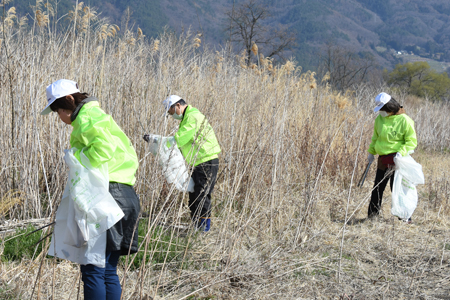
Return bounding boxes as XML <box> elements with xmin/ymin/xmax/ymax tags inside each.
<box><xmin>225</xmin><ymin>0</ymin><xmax>296</xmax><ymax>65</ymax></box>
<box><xmin>318</xmin><ymin>43</ymin><xmax>377</xmax><ymax>91</ymax></box>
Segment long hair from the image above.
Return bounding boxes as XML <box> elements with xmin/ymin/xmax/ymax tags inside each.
<box><xmin>380</xmin><ymin>97</ymin><xmax>402</xmax><ymax>114</ymax></box>
<box><xmin>50</xmin><ymin>92</ymin><xmax>89</xmax><ymax>112</ymax></box>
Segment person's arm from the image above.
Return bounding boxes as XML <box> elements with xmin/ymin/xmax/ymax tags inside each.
<box><xmin>398</xmin><ymin>120</ymin><xmax>417</xmax><ymax>156</ymax></box>
<box><xmin>73</xmin><ymin>116</ymin><xmax>116</xmax><ymax>168</ymax></box>
<box><xmin>368</xmin><ymin>122</ymin><xmax>378</xmax><ymax>155</ymax></box>
<box><xmin>174</xmin><ymin>115</ymin><xmax>198</xmax><ymax>148</ymax></box>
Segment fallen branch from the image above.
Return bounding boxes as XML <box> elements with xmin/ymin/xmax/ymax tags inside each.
<box><xmin>0</xmin><ymin>218</ymin><xmax>51</xmax><ymax>232</ymax></box>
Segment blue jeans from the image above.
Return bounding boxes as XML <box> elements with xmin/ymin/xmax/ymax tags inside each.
<box><xmin>80</xmin><ymin>251</ymin><xmax>122</xmax><ymax>300</ymax></box>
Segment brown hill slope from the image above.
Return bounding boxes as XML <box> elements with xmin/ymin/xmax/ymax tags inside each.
<box><xmin>9</xmin><ymin>0</ymin><xmax>450</xmax><ymax>69</ymax></box>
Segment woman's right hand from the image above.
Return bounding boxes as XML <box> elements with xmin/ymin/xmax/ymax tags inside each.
<box><xmin>367</xmin><ymin>153</ymin><xmax>375</xmax><ymax>164</ymax></box>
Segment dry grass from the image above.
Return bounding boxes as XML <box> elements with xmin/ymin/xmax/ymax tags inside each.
<box><xmin>1</xmin><ymin>3</ymin><xmax>450</xmax><ymax>299</ymax></box>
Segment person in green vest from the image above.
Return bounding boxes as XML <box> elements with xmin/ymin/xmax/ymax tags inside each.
<box><xmin>153</xmin><ymin>95</ymin><xmax>221</xmax><ymax>232</ymax></box>
<box><xmin>41</xmin><ymin>79</ymin><xmax>140</xmax><ymax>300</ymax></box>
<box><xmin>367</xmin><ymin>92</ymin><xmax>417</xmax><ymax>223</ymax></box>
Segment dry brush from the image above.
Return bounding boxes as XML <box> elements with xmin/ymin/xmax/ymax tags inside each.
<box><xmin>1</xmin><ymin>3</ymin><xmax>450</xmax><ymax>299</ymax></box>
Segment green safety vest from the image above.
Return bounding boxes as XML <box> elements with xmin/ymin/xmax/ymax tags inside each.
<box><xmin>70</xmin><ymin>101</ymin><xmax>139</xmax><ymax>185</ymax></box>
<box><xmin>368</xmin><ymin>113</ymin><xmax>417</xmax><ymax>157</ymax></box>
<box><xmin>175</xmin><ymin>105</ymin><xmax>221</xmax><ymax>166</ymax></box>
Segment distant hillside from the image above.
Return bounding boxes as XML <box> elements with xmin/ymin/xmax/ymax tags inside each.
<box><xmin>9</xmin><ymin>0</ymin><xmax>450</xmax><ymax>71</ymax></box>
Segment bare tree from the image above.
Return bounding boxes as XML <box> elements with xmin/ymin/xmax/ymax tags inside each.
<box><xmin>318</xmin><ymin>43</ymin><xmax>377</xmax><ymax>91</ymax></box>
<box><xmin>225</xmin><ymin>0</ymin><xmax>295</xmax><ymax>65</ymax></box>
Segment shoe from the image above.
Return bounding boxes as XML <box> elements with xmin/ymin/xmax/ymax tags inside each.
<box><xmin>396</xmin><ymin>216</ymin><xmax>412</xmax><ymax>224</ymax></box>
<box><xmin>197</xmin><ymin>218</ymin><xmax>211</xmax><ymax>232</ymax></box>
<box><xmin>398</xmin><ymin>217</ymin><xmax>412</xmax><ymax>224</ymax></box>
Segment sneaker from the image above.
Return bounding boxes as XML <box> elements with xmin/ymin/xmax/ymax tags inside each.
<box><xmin>405</xmin><ymin>217</ymin><xmax>412</xmax><ymax>224</ymax></box>
<box><xmin>197</xmin><ymin>218</ymin><xmax>211</xmax><ymax>232</ymax></box>
<box><xmin>397</xmin><ymin>217</ymin><xmax>412</xmax><ymax>224</ymax></box>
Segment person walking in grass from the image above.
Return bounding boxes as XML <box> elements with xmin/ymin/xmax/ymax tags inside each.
<box><xmin>42</xmin><ymin>79</ymin><xmax>140</xmax><ymax>300</ymax></box>
<box><xmin>366</xmin><ymin>92</ymin><xmax>417</xmax><ymax>222</ymax></box>
<box><xmin>145</xmin><ymin>95</ymin><xmax>221</xmax><ymax>232</ymax></box>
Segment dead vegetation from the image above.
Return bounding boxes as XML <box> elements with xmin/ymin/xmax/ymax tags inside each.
<box><xmin>1</xmin><ymin>2</ymin><xmax>450</xmax><ymax>299</ymax></box>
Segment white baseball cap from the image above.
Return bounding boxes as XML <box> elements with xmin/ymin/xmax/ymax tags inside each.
<box><xmin>162</xmin><ymin>95</ymin><xmax>182</xmax><ymax>112</ymax></box>
<box><xmin>41</xmin><ymin>79</ymin><xmax>80</xmax><ymax>115</ymax></box>
<box><xmin>373</xmin><ymin>92</ymin><xmax>391</xmax><ymax>112</ymax></box>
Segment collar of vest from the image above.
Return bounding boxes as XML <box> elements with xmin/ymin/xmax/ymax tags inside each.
<box><xmin>71</xmin><ymin>96</ymin><xmax>98</xmax><ymax>122</ymax></box>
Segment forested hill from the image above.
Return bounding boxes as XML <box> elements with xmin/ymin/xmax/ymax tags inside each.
<box><xmin>9</xmin><ymin>0</ymin><xmax>450</xmax><ymax>71</ymax></box>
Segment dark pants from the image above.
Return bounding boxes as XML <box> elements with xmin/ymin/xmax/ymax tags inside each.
<box><xmin>81</xmin><ymin>250</ymin><xmax>122</xmax><ymax>300</ymax></box>
<box><xmin>189</xmin><ymin>158</ymin><xmax>219</xmax><ymax>221</ymax></box>
<box><xmin>368</xmin><ymin>168</ymin><xmax>395</xmax><ymax>217</ymax></box>
<box><xmin>107</xmin><ymin>182</ymin><xmax>140</xmax><ymax>255</ymax></box>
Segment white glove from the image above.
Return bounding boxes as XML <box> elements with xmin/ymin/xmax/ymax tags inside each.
<box><xmin>143</xmin><ymin>134</ymin><xmax>159</xmax><ymax>143</ymax></box>
<box><xmin>396</xmin><ymin>152</ymin><xmax>402</xmax><ymax>158</ymax></box>
<box><xmin>367</xmin><ymin>153</ymin><xmax>375</xmax><ymax>164</ymax></box>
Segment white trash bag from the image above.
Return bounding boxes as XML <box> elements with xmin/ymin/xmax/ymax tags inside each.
<box><xmin>391</xmin><ymin>154</ymin><xmax>425</xmax><ymax>220</ymax></box>
<box><xmin>48</xmin><ymin>190</ymin><xmax>107</xmax><ymax>267</ymax></box>
<box><xmin>64</xmin><ymin>148</ymin><xmax>124</xmax><ymax>241</ymax></box>
<box><xmin>146</xmin><ymin>134</ymin><xmax>194</xmax><ymax>193</ymax></box>
<box><xmin>48</xmin><ymin>148</ymin><xmax>124</xmax><ymax>267</ymax></box>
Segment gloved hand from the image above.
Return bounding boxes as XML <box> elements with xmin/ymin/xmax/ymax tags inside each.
<box><xmin>367</xmin><ymin>153</ymin><xmax>375</xmax><ymax>164</ymax></box>
<box><xmin>396</xmin><ymin>152</ymin><xmax>402</xmax><ymax>158</ymax></box>
<box><xmin>143</xmin><ymin>134</ymin><xmax>159</xmax><ymax>143</ymax></box>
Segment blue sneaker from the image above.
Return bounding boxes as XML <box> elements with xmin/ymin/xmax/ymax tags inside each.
<box><xmin>197</xmin><ymin>218</ymin><xmax>211</xmax><ymax>232</ymax></box>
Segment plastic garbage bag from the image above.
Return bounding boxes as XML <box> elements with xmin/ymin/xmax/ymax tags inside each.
<box><xmin>48</xmin><ymin>148</ymin><xmax>124</xmax><ymax>268</ymax></box>
<box><xmin>48</xmin><ymin>191</ymin><xmax>107</xmax><ymax>267</ymax></box>
<box><xmin>64</xmin><ymin>148</ymin><xmax>124</xmax><ymax>241</ymax></box>
<box><xmin>146</xmin><ymin>134</ymin><xmax>194</xmax><ymax>193</ymax></box>
<box><xmin>391</xmin><ymin>154</ymin><xmax>425</xmax><ymax>220</ymax></box>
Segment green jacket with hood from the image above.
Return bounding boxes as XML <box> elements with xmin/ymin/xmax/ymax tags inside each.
<box><xmin>70</xmin><ymin>98</ymin><xmax>139</xmax><ymax>186</ymax></box>
<box><xmin>368</xmin><ymin>109</ymin><xmax>417</xmax><ymax>157</ymax></box>
<box><xmin>175</xmin><ymin>105</ymin><xmax>221</xmax><ymax>166</ymax></box>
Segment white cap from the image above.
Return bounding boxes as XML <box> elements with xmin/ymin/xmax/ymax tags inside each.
<box><xmin>162</xmin><ymin>95</ymin><xmax>182</xmax><ymax>112</ymax></box>
<box><xmin>41</xmin><ymin>79</ymin><xmax>80</xmax><ymax>115</ymax></box>
<box><xmin>373</xmin><ymin>92</ymin><xmax>391</xmax><ymax>112</ymax></box>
